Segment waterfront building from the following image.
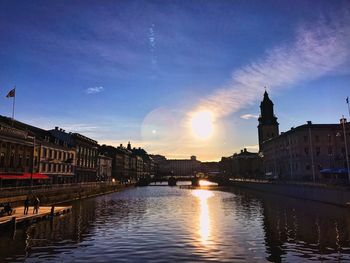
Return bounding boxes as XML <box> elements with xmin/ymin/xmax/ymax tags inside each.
<box><xmin>0</xmin><ymin>116</ymin><xmax>74</xmax><ymax>184</ymax></box>
<box><xmin>219</xmin><ymin>148</ymin><xmax>263</xmax><ymax>179</ymax></box>
<box><xmin>97</xmin><ymin>155</ymin><xmax>112</xmax><ymax>182</ymax></box>
<box><xmin>159</xmin><ymin>156</ymin><xmax>201</xmax><ymax>176</ymax></box>
<box><xmin>0</xmin><ymin>120</ymin><xmax>35</xmax><ymax>186</ymax></box>
<box><xmin>50</xmin><ymin>127</ymin><xmax>98</xmax><ymax>182</ymax></box>
<box><xmin>261</xmin><ymin>119</ymin><xmax>350</xmax><ymax>181</ymax></box>
<box><xmin>258</xmin><ymin>90</ymin><xmax>279</xmax><ymax>152</ymax></box>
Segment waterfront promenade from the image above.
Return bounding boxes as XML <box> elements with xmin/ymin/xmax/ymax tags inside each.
<box><xmin>0</xmin><ymin>206</ymin><xmax>72</xmax><ymax>228</ymax></box>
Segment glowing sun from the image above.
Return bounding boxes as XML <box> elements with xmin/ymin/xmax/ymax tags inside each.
<box><xmin>191</xmin><ymin>110</ymin><xmax>214</xmax><ymax>140</ymax></box>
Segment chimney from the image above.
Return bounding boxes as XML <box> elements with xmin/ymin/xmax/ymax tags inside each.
<box><xmin>244</xmin><ymin>148</ymin><xmax>247</xmax><ymax>152</ymax></box>
<box><xmin>55</xmin><ymin>126</ymin><xmax>59</xmax><ymax>130</ymax></box>
<box><xmin>340</xmin><ymin>117</ymin><xmax>347</xmax><ymax>124</ymax></box>
<box><xmin>240</xmin><ymin>150</ymin><xmax>243</xmax><ymax>153</ymax></box>
<box><xmin>307</xmin><ymin>121</ymin><xmax>312</xmax><ymax>125</ymax></box>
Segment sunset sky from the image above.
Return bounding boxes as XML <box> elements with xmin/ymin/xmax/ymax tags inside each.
<box><xmin>1</xmin><ymin>0</ymin><xmax>350</xmax><ymax>161</ymax></box>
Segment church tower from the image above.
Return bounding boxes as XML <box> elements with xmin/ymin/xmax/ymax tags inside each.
<box><xmin>258</xmin><ymin>90</ymin><xmax>279</xmax><ymax>151</ymax></box>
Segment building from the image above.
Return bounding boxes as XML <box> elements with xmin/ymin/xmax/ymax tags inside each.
<box><xmin>258</xmin><ymin>90</ymin><xmax>279</xmax><ymax>152</ymax></box>
<box><xmin>261</xmin><ymin>119</ymin><xmax>350</xmax><ymax>181</ymax></box>
<box><xmin>159</xmin><ymin>156</ymin><xmax>201</xmax><ymax>176</ymax></box>
<box><xmin>219</xmin><ymin>149</ymin><xmax>263</xmax><ymax>179</ymax></box>
<box><xmin>0</xmin><ymin>120</ymin><xmax>35</xmax><ymax>186</ymax></box>
<box><xmin>97</xmin><ymin>155</ymin><xmax>112</xmax><ymax>182</ymax></box>
<box><xmin>50</xmin><ymin>127</ymin><xmax>98</xmax><ymax>182</ymax></box>
<box><xmin>0</xmin><ymin>116</ymin><xmax>74</xmax><ymax>184</ymax></box>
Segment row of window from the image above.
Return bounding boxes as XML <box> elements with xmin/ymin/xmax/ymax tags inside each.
<box><xmin>0</xmin><ymin>152</ymin><xmax>37</xmax><ymax>168</ymax></box>
<box><xmin>41</xmin><ymin>163</ymin><xmax>73</xmax><ymax>173</ymax></box>
<box><xmin>77</xmin><ymin>158</ymin><xmax>96</xmax><ymax>168</ymax></box>
<box><xmin>42</xmin><ymin>147</ymin><xmax>74</xmax><ymax>161</ymax></box>
<box><xmin>77</xmin><ymin>146</ymin><xmax>97</xmax><ymax>157</ymax></box>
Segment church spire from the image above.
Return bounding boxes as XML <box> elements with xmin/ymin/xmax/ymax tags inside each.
<box><xmin>258</xmin><ymin>89</ymin><xmax>279</xmax><ymax>151</ymax></box>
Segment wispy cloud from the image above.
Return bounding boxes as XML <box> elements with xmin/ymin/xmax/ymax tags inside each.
<box><xmin>194</xmin><ymin>14</ymin><xmax>350</xmax><ymax>118</ymax></box>
<box><xmin>240</xmin><ymin>114</ymin><xmax>259</xmax><ymax>120</ymax></box>
<box><xmin>86</xmin><ymin>86</ymin><xmax>104</xmax><ymax>94</ymax></box>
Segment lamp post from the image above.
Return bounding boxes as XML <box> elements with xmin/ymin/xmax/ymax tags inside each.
<box><xmin>340</xmin><ymin>117</ymin><xmax>350</xmax><ymax>182</ymax></box>
<box><xmin>308</xmin><ymin>122</ymin><xmax>316</xmax><ymax>182</ymax></box>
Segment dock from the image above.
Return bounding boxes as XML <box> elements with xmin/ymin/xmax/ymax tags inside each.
<box><xmin>0</xmin><ymin>206</ymin><xmax>72</xmax><ymax>228</ymax></box>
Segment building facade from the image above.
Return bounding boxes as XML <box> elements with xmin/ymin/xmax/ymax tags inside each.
<box><xmin>97</xmin><ymin>155</ymin><xmax>112</xmax><ymax>182</ymax></box>
<box><xmin>220</xmin><ymin>149</ymin><xmax>263</xmax><ymax>179</ymax></box>
<box><xmin>261</xmin><ymin>120</ymin><xmax>350</xmax><ymax>181</ymax></box>
<box><xmin>159</xmin><ymin>156</ymin><xmax>201</xmax><ymax>176</ymax></box>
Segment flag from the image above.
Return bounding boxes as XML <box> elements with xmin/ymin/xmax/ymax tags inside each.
<box><xmin>6</xmin><ymin>88</ymin><xmax>15</xmax><ymax>98</ymax></box>
<box><xmin>347</xmin><ymin>96</ymin><xmax>349</xmax><ymax>104</ymax></box>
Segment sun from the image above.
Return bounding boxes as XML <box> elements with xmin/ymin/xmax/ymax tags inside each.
<box><xmin>190</xmin><ymin>110</ymin><xmax>214</xmax><ymax>140</ymax></box>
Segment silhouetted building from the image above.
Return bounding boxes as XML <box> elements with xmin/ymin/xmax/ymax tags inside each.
<box><xmin>258</xmin><ymin>90</ymin><xmax>279</xmax><ymax>152</ymax></box>
<box><xmin>220</xmin><ymin>148</ymin><xmax>263</xmax><ymax>179</ymax></box>
<box><xmin>159</xmin><ymin>156</ymin><xmax>201</xmax><ymax>176</ymax></box>
<box><xmin>261</xmin><ymin>119</ymin><xmax>350</xmax><ymax>181</ymax></box>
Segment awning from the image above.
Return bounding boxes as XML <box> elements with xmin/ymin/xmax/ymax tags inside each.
<box><xmin>0</xmin><ymin>173</ymin><xmax>49</xmax><ymax>180</ymax></box>
<box><xmin>320</xmin><ymin>168</ymin><xmax>349</xmax><ymax>174</ymax></box>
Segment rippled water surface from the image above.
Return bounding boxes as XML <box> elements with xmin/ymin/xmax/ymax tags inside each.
<box><xmin>2</xmin><ymin>183</ymin><xmax>350</xmax><ymax>262</ymax></box>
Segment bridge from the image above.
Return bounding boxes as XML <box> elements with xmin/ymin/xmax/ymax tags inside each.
<box><xmin>136</xmin><ymin>175</ymin><xmax>204</xmax><ymax>187</ymax></box>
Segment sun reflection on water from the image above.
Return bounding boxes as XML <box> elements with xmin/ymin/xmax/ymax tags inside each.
<box><xmin>192</xmin><ymin>190</ymin><xmax>214</xmax><ymax>245</ymax></box>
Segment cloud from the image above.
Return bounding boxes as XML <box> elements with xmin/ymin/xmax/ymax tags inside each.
<box><xmin>194</xmin><ymin>14</ymin><xmax>350</xmax><ymax>118</ymax></box>
<box><xmin>240</xmin><ymin>114</ymin><xmax>259</xmax><ymax>120</ymax></box>
<box><xmin>86</xmin><ymin>86</ymin><xmax>104</xmax><ymax>94</ymax></box>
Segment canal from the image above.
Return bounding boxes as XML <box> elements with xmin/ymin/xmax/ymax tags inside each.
<box><xmin>1</xmin><ymin>182</ymin><xmax>350</xmax><ymax>262</ymax></box>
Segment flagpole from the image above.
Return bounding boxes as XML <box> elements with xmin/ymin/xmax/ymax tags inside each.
<box><xmin>11</xmin><ymin>86</ymin><xmax>16</xmax><ymax>125</ymax></box>
<box><xmin>347</xmin><ymin>96</ymin><xmax>350</xmax><ymax>119</ymax></box>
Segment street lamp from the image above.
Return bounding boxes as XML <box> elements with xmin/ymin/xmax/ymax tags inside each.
<box><xmin>338</xmin><ymin>117</ymin><xmax>350</xmax><ymax>182</ymax></box>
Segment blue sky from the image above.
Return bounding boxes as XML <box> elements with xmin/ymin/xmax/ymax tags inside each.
<box><xmin>0</xmin><ymin>0</ymin><xmax>349</xmax><ymax>161</ymax></box>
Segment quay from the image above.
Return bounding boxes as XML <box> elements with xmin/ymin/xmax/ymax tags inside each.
<box><xmin>0</xmin><ymin>206</ymin><xmax>72</xmax><ymax>229</ymax></box>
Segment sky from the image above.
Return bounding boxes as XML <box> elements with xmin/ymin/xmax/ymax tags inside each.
<box><xmin>0</xmin><ymin>0</ymin><xmax>350</xmax><ymax>161</ymax></box>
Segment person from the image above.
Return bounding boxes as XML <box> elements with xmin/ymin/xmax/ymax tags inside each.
<box><xmin>24</xmin><ymin>197</ymin><xmax>30</xmax><ymax>215</ymax></box>
<box><xmin>33</xmin><ymin>197</ymin><xmax>40</xmax><ymax>214</ymax></box>
<box><xmin>4</xmin><ymin>203</ymin><xmax>13</xmax><ymax>215</ymax></box>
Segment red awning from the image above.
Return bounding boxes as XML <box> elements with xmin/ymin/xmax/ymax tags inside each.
<box><xmin>0</xmin><ymin>173</ymin><xmax>49</xmax><ymax>180</ymax></box>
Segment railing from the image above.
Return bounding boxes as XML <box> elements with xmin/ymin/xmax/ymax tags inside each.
<box><xmin>0</xmin><ymin>181</ymin><xmax>122</xmax><ymax>198</ymax></box>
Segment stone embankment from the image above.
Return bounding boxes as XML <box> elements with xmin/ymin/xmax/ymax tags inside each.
<box><xmin>223</xmin><ymin>180</ymin><xmax>350</xmax><ymax>207</ymax></box>
<box><xmin>0</xmin><ymin>182</ymin><xmax>132</xmax><ymax>206</ymax></box>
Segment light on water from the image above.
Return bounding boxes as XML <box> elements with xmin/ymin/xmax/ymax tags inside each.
<box><xmin>192</xmin><ymin>189</ymin><xmax>214</xmax><ymax>245</ymax></box>
<box><xmin>2</xmin><ymin>186</ymin><xmax>350</xmax><ymax>262</ymax></box>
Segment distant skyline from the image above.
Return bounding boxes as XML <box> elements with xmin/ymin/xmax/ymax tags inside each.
<box><xmin>1</xmin><ymin>0</ymin><xmax>350</xmax><ymax>161</ymax></box>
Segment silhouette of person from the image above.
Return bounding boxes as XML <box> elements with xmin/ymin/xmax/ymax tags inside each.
<box><xmin>24</xmin><ymin>197</ymin><xmax>30</xmax><ymax>215</ymax></box>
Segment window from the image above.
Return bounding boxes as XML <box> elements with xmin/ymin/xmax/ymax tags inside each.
<box><xmin>0</xmin><ymin>153</ymin><xmax>4</xmax><ymax>167</ymax></box>
<box><xmin>54</xmin><ymin>150</ymin><xmax>57</xmax><ymax>159</ymax></box>
<box><xmin>18</xmin><ymin>154</ymin><xmax>23</xmax><ymax>167</ymax></box>
<box><xmin>42</xmin><ymin>148</ymin><xmax>47</xmax><ymax>157</ymax></box>
<box><xmin>53</xmin><ymin>164</ymin><xmax>57</xmax><ymax>172</ymax></box>
<box><xmin>328</xmin><ymin>146</ymin><xmax>333</xmax><ymax>155</ymax></box>
<box><xmin>316</xmin><ymin>147</ymin><xmax>320</xmax><ymax>156</ymax></box>
<box><xmin>10</xmin><ymin>153</ymin><xmax>15</xmax><ymax>167</ymax></box>
<box><xmin>49</xmin><ymin>149</ymin><xmax>53</xmax><ymax>158</ymax></box>
<box><xmin>49</xmin><ymin>164</ymin><xmax>52</xmax><ymax>172</ymax></box>
<box><xmin>315</xmin><ymin>135</ymin><xmax>319</xmax><ymax>142</ymax></box>
<box><xmin>58</xmin><ymin>151</ymin><xmax>62</xmax><ymax>160</ymax></box>
<box><xmin>26</xmin><ymin>154</ymin><xmax>30</xmax><ymax>166</ymax></box>
<box><xmin>42</xmin><ymin>163</ymin><xmax>46</xmax><ymax>172</ymax></box>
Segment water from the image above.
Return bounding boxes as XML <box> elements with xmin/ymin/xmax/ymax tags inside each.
<box><xmin>2</xmin><ymin>182</ymin><xmax>350</xmax><ymax>262</ymax></box>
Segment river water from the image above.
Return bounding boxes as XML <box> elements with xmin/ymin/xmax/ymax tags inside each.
<box><xmin>2</xmin><ymin>182</ymin><xmax>350</xmax><ymax>262</ymax></box>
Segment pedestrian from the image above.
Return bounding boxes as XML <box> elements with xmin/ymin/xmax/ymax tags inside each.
<box><xmin>24</xmin><ymin>196</ymin><xmax>30</xmax><ymax>215</ymax></box>
<box><xmin>33</xmin><ymin>196</ymin><xmax>40</xmax><ymax>214</ymax></box>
